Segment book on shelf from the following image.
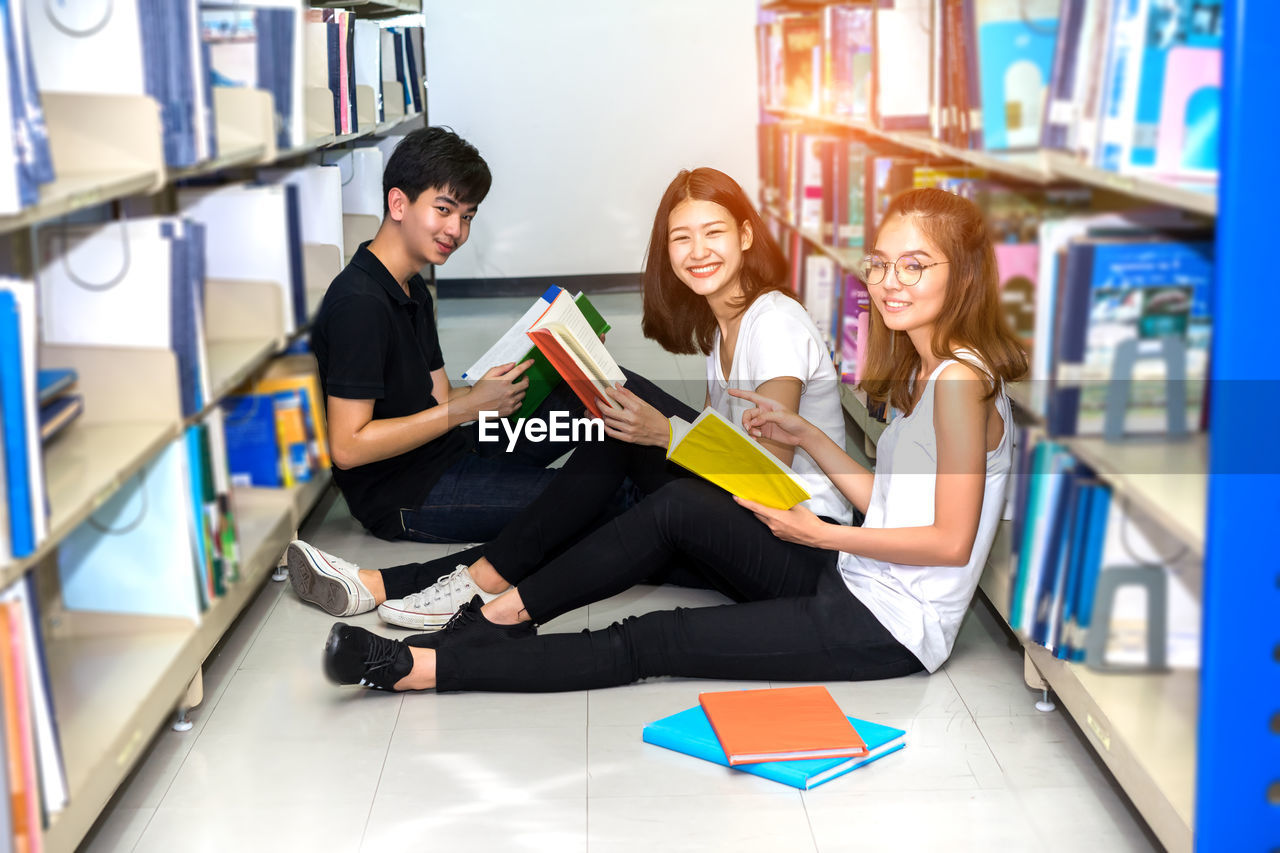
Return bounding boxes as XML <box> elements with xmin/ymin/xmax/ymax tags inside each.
<box><xmin>974</xmin><ymin>0</ymin><xmax>1060</xmax><ymax>151</ymax></box>
<box><xmin>0</xmin><ymin>599</ymin><xmax>38</xmax><ymax>851</ymax></box>
<box><xmin>993</xmin><ymin>242</ymin><xmax>1039</xmax><ymax>351</ymax></box>
<box><xmin>37</xmin><ymin>394</ymin><xmax>82</xmax><ymax>444</ymax></box>
<box><xmin>180</xmin><ymin>182</ymin><xmax>306</xmax><ymax>335</ymax></box>
<box><xmin>871</xmin><ymin>0</ymin><xmax>931</xmax><ymax>130</ymax></box>
<box><xmin>1</xmin><ymin>577</ymin><xmax>67</xmax><ymax>819</ymax></box>
<box><xmin>643</xmin><ymin>704</ymin><xmax>905</xmax><ymax>790</ymax></box>
<box><xmin>461</xmin><ymin>286</ymin><xmax>614</xmax><ymax>422</ymax></box>
<box><xmin>58</xmin><ymin>437</ymin><xmax>204</xmax><ymax>621</ymax></box>
<box><xmin>37</xmin><ymin>216</ymin><xmax>212</xmax><ymax>418</ymax></box>
<box><xmin>698</xmin><ymin>685</ymin><xmax>867</xmax><ymax>765</ymax></box>
<box><xmin>0</xmin><ymin>279</ymin><xmax>46</xmax><ymax>561</ymax></box>
<box><xmin>1127</xmin><ymin>0</ymin><xmax>1222</xmax><ymax>178</ymax></box>
<box><xmin>780</xmin><ymin>12</ymin><xmax>821</xmax><ymax>112</ymax></box>
<box><xmin>256</xmin><ymin>370</ymin><xmax>331</xmax><ymax>469</ymax></box>
<box><xmin>30</xmin><ymin>0</ymin><xmax>215</xmax><ymax>168</ymax></box>
<box><xmin>839</xmin><ymin>272</ymin><xmax>870</xmax><ymax>386</ymax></box>
<box><xmin>36</xmin><ymin>368</ymin><xmax>76</xmax><ymax>405</ymax></box>
<box><xmin>666</xmin><ymin>408</ymin><xmax>811</xmax><ymax>511</ymax></box>
<box><xmin>1049</xmin><ymin>235</ymin><xmax>1212</xmax><ymax>437</ymax></box>
<box><xmin>0</xmin><ymin>0</ymin><xmax>55</xmax><ymax>214</ymax></box>
<box><xmin>822</xmin><ymin>4</ymin><xmax>873</xmax><ymax>121</ymax></box>
<box><xmin>222</xmin><ymin>393</ymin><xmax>283</xmax><ymax>488</ymax></box>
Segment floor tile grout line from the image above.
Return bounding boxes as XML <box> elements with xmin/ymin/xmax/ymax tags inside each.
<box><xmin>357</xmin><ymin>693</ymin><xmax>407</xmax><ymax>852</ymax></box>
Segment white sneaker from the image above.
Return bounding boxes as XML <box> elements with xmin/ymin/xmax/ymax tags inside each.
<box><xmin>287</xmin><ymin>540</ymin><xmax>376</xmax><ymax>617</ymax></box>
<box><xmin>378</xmin><ymin>564</ymin><xmax>498</xmax><ymax>630</ymax></box>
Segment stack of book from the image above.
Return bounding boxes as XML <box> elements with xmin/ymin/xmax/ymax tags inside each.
<box><xmin>643</xmin><ymin>685</ymin><xmax>905</xmax><ymax>790</ymax></box>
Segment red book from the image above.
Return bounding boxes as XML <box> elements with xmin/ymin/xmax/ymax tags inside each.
<box><xmin>698</xmin><ymin>685</ymin><xmax>867</xmax><ymax>766</ymax></box>
<box><xmin>525</xmin><ymin>290</ymin><xmax>625</xmax><ymax>419</ymax></box>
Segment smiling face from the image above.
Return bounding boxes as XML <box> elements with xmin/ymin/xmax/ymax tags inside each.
<box><xmin>391</xmin><ymin>185</ymin><xmax>476</xmax><ymax>266</ymax></box>
<box><xmin>867</xmin><ymin>213</ymin><xmax>950</xmax><ymax>338</ymax></box>
<box><xmin>666</xmin><ymin>198</ymin><xmax>753</xmax><ymax>304</ymax></box>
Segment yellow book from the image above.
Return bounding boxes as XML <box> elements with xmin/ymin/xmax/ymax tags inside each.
<box><xmin>256</xmin><ymin>372</ymin><xmax>330</xmax><ymax>469</ymax></box>
<box><xmin>666</xmin><ymin>408</ymin><xmax>811</xmax><ymax>510</ymax></box>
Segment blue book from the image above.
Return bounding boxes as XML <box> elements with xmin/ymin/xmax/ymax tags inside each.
<box><xmin>976</xmin><ymin>14</ymin><xmax>1059</xmax><ymax>150</ymax></box>
<box><xmin>0</xmin><ymin>289</ymin><xmax>34</xmax><ymax>556</ymax></box>
<box><xmin>1050</xmin><ymin>238</ymin><xmax>1213</xmax><ymax>436</ymax></box>
<box><xmin>221</xmin><ymin>394</ymin><xmax>281</xmax><ymax>487</ymax></box>
<box><xmin>36</xmin><ymin>367</ymin><xmax>76</xmax><ymax>404</ymax></box>
<box><xmin>643</xmin><ymin>706</ymin><xmax>905</xmax><ymax>791</ymax></box>
<box><xmin>1069</xmin><ymin>484</ymin><xmax>1113</xmax><ymax>662</ymax></box>
<box><xmin>1129</xmin><ymin>0</ymin><xmax>1222</xmax><ymax>170</ymax></box>
<box><xmin>38</xmin><ymin>394</ymin><xmax>82</xmax><ymax>443</ymax></box>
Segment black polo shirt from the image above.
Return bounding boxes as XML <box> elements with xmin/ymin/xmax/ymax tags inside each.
<box><xmin>311</xmin><ymin>242</ymin><xmax>470</xmax><ymax>538</ymax></box>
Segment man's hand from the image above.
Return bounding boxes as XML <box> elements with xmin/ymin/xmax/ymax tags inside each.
<box><xmin>466</xmin><ymin>359</ymin><xmax>534</xmax><ymax>418</ymax></box>
<box><xmin>600</xmin><ymin>384</ymin><xmax>671</xmax><ymax>447</ymax></box>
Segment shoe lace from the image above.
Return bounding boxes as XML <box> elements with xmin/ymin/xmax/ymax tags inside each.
<box><xmin>442</xmin><ymin>599</ymin><xmax>482</xmax><ymax>633</ymax></box>
<box><xmin>361</xmin><ymin>632</ymin><xmax>406</xmax><ymax>675</ymax></box>
<box><xmin>402</xmin><ymin>565</ymin><xmax>472</xmax><ymax>609</ymax></box>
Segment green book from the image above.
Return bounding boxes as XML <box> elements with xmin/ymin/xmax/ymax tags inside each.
<box><xmin>460</xmin><ymin>285</ymin><xmax>612</xmax><ymax>421</ymax></box>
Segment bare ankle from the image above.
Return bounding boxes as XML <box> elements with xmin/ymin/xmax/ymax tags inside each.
<box><xmin>469</xmin><ymin>559</ymin><xmax>510</xmax><ymax>595</ymax></box>
<box><xmin>359</xmin><ymin>568</ymin><xmax>387</xmax><ymax>605</ymax></box>
<box><xmin>396</xmin><ymin>647</ymin><xmax>437</xmax><ymax>690</ymax></box>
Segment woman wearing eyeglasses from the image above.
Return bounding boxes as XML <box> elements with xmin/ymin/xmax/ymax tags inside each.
<box><xmin>322</xmin><ymin>185</ymin><xmax>1029</xmax><ymax>695</ymax></box>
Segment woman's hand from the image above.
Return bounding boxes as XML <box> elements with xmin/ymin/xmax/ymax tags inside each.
<box><xmin>600</xmin><ymin>384</ymin><xmax>671</xmax><ymax>447</ymax></box>
<box><xmin>727</xmin><ymin>388</ymin><xmax>816</xmax><ymax>449</ymax></box>
<box><xmin>734</xmin><ymin>496</ymin><xmax>829</xmax><ymax>547</ymax></box>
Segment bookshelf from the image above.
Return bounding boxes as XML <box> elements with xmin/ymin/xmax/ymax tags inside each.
<box><xmin>754</xmin><ymin>2</ymin><xmax>1263</xmax><ymax>849</ymax></box>
<box><xmin>0</xmin><ymin>6</ymin><xmax>428</xmax><ymax>852</ymax></box>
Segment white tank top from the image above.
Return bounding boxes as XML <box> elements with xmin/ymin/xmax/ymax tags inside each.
<box><xmin>837</xmin><ymin>351</ymin><xmax>1013</xmax><ymax>672</ymax></box>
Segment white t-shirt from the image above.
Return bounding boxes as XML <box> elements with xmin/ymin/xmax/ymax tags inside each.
<box><xmin>705</xmin><ymin>290</ymin><xmax>852</xmax><ymax>524</ymax></box>
<box><xmin>838</xmin><ymin>352</ymin><xmax>1014</xmax><ymax>672</ymax></box>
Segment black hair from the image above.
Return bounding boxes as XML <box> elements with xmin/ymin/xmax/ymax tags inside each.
<box><xmin>640</xmin><ymin>167</ymin><xmax>792</xmax><ymax>355</ymax></box>
<box><xmin>381</xmin><ymin>126</ymin><xmax>492</xmax><ymax>215</ymax></box>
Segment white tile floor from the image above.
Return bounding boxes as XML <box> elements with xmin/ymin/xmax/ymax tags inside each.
<box><xmin>81</xmin><ymin>293</ymin><xmax>1161</xmax><ymax>852</ymax></box>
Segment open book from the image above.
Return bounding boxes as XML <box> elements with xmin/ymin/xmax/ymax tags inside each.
<box><xmin>461</xmin><ymin>286</ymin><xmax>615</xmax><ymax>420</ymax></box>
<box><xmin>666</xmin><ymin>408</ymin><xmax>811</xmax><ymax>509</ymax></box>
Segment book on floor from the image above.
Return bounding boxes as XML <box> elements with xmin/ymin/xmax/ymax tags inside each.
<box><xmin>697</xmin><ymin>685</ymin><xmax>866</xmax><ymax>765</ymax></box>
<box><xmin>461</xmin><ymin>285</ymin><xmax>615</xmax><ymax>421</ymax></box>
<box><xmin>643</xmin><ymin>704</ymin><xmax>905</xmax><ymax>790</ymax></box>
<box><xmin>666</xmin><ymin>408</ymin><xmax>811</xmax><ymax>510</ymax></box>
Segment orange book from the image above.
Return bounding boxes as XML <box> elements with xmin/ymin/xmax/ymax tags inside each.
<box><xmin>0</xmin><ymin>604</ymin><xmax>35</xmax><ymax>852</ymax></box>
<box><xmin>698</xmin><ymin>685</ymin><xmax>867</xmax><ymax>766</ymax></box>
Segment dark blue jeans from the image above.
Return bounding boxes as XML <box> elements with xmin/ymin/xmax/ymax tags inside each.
<box><xmin>394</xmin><ymin>367</ymin><xmax>693</xmax><ymax>545</ymax></box>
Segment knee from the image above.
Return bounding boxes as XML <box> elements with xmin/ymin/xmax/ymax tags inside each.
<box><xmin>644</xmin><ymin>479</ymin><xmax>732</xmax><ymax>537</ymax></box>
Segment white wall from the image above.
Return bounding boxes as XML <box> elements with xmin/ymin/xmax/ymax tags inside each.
<box><xmin>422</xmin><ymin>0</ymin><xmax>759</xmax><ymax>281</ymax></box>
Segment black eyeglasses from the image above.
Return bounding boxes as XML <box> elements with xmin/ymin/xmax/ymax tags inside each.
<box><xmin>860</xmin><ymin>255</ymin><xmax>949</xmax><ymax>287</ymax></box>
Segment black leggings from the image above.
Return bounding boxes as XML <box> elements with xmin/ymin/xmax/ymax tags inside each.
<box><xmin>379</xmin><ymin>369</ymin><xmax>700</xmax><ymax>599</ymax></box>
<box><xmin>431</xmin><ymin>479</ymin><xmax>924</xmax><ymax>693</ymax></box>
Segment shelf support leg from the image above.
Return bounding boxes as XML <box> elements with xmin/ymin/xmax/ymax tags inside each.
<box><xmin>272</xmin><ymin>529</ymin><xmax>296</xmax><ymax>582</ymax></box>
<box><xmin>173</xmin><ymin>668</ymin><xmax>203</xmax><ymax>732</ymax></box>
<box><xmin>1023</xmin><ymin>649</ymin><xmax>1055</xmax><ymax>712</ymax></box>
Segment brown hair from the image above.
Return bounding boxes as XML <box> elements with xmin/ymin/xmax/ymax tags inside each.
<box><xmin>640</xmin><ymin>168</ymin><xmax>794</xmax><ymax>355</ymax></box>
<box><xmin>859</xmin><ymin>187</ymin><xmax>1029</xmax><ymax>412</ymax></box>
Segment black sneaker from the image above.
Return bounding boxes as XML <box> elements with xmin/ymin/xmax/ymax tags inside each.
<box><xmin>322</xmin><ymin>623</ymin><xmax>413</xmax><ymax>691</ymax></box>
<box><xmin>407</xmin><ymin>595</ymin><xmax>535</xmax><ymax>648</ymax></box>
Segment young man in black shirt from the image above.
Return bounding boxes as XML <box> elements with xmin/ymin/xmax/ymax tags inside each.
<box><xmin>292</xmin><ymin>127</ymin><xmax>590</xmax><ymax>619</ymax></box>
